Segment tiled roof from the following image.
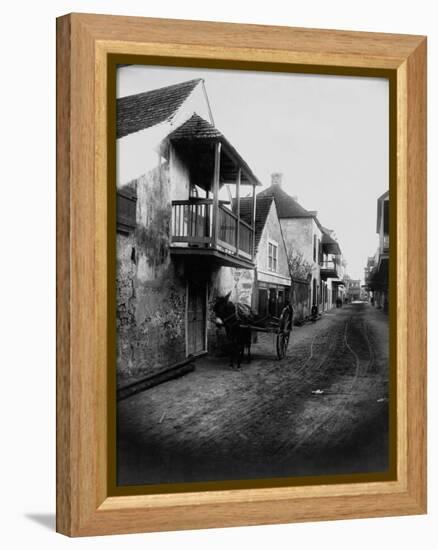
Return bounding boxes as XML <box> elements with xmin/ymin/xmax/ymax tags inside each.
<box><xmin>233</xmin><ymin>195</ymin><xmax>274</xmax><ymax>251</ymax></box>
<box><xmin>168</xmin><ymin>114</ymin><xmax>261</xmax><ymax>186</ymax></box>
<box><xmin>257</xmin><ymin>184</ymin><xmax>313</xmax><ymax>219</ymax></box>
<box><xmin>116</xmin><ymin>79</ymin><xmax>202</xmax><ymax>139</ymax></box>
<box><xmin>167</xmin><ymin>112</ymin><xmax>222</xmax><ymax>141</ymax></box>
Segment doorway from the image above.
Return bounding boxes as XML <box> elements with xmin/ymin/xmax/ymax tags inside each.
<box><xmin>186</xmin><ymin>280</ymin><xmax>207</xmax><ymax>356</ymax></box>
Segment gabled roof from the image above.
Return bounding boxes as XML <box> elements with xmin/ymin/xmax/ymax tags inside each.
<box><xmin>116</xmin><ymin>79</ymin><xmax>202</xmax><ymax>139</ymax></box>
<box><xmin>234</xmin><ymin>195</ymin><xmax>274</xmax><ymax>251</ymax></box>
<box><xmin>168</xmin><ymin>114</ymin><xmax>261</xmax><ymax>186</ymax></box>
<box><xmin>259</xmin><ymin>183</ymin><xmax>343</xmax><ymax>254</ymax></box>
<box><xmin>167</xmin><ymin>112</ymin><xmax>222</xmax><ymax>141</ymax></box>
<box><xmin>257</xmin><ymin>183</ymin><xmax>312</xmax><ymax>219</ymax></box>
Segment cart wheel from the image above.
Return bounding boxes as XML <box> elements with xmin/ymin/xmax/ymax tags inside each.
<box><xmin>276</xmin><ymin>330</ymin><xmax>290</xmax><ymax>359</ymax></box>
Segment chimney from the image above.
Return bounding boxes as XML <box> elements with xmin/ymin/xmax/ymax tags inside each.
<box><xmin>271</xmin><ymin>172</ymin><xmax>283</xmax><ymax>187</ymax></box>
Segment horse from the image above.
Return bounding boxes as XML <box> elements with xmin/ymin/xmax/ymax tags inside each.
<box><xmin>213</xmin><ymin>292</ymin><xmax>252</xmax><ymax>369</ymax></box>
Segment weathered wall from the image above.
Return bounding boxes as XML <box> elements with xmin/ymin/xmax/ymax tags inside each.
<box><xmin>232</xmin><ymin>268</ymin><xmax>256</xmax><ymax>306</ymax></box>
<box><xmin>292</xmin><ymin>278</ymin><xmax>310</xmax><ymax>322</ymax></box>
<box><xmin>116</xmin><ymin>147</ymin><xmax>191</xmax><ymax>387</ymax></box>
<box><xmin>116</xmin><ymin>231</ymin><xmax>137</xmax><ymax>375</ymax></box>
<box><xmin>280</xmin><ymin>216</ymin><xmax>321</xmax><ymax>308</ymax></box>
<box><xmin>280</xmin><ymin>217</ymin><xmax>313</xmax><ymax>264</ymax></box>
<box><xmin>210</xmin><ymin>266</ymin><xmax>256</xmax><ymax>306</ymax></box>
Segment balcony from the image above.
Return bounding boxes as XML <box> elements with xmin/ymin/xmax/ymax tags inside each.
<box><xmin>320</xmin><ymin>259</ymin><xmax>340</xmax><ymax>280</ymax></box>
<box><xmin>165</xmin><ymin>115</ymin><xmax>261</xmax><ymax>269</ymax></box>
<box><xmin>171</xmin><ymin>199</ymin><xmax>255</xmax><ymax>268</ymax></box>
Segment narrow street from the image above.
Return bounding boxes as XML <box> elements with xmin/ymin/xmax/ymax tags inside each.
<box><xmin>117</xmin><ymin>302</ymin><xmax>389</xmax><ymax>486</ymax></box>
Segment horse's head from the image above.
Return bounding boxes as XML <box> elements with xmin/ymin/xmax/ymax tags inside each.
<box><xmin>213</xmin><ymin>291</ymin><xmax>234</xmax><ymax>321</ymax></box>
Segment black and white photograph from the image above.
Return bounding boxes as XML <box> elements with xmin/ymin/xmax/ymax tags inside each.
<box><xmin>115</xmin><ymin>64</ymin><xmax>391</xmax><ymax>487</ymax></box>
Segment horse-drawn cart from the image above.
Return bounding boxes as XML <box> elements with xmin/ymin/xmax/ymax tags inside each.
<box><xmin>239</xmin><ymin>304</ymin><xmax>293</xmax><ymax>360</ymax></box>
<box><xmin>214</xmin><ymin>294</ymin><xmax>294</xmax><ymax>366</ymax></box>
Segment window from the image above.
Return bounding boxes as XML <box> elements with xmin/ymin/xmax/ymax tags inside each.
<box><xmin>313</xmin><ymin>234</ymin><xmax>317</xmax><ymax>262</ymax></box>
<box><xmin>268</xmin><ymin>241</ymin><xmax>278</xmax><ymax>272</ymax></box>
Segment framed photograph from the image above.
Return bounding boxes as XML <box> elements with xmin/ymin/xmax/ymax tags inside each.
<box><xmin>56</xmin><ymin>13</ymin><xmax>427</xmax><ymax>536</ymax></box>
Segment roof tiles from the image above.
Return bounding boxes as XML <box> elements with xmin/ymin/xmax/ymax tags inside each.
<box><xmin>167</xmin><ymin>112</ymin><xmax>223</xmax><ymax>141</ymax></box>
<box><xmin>116</xmin><ymin>79</ymin><xmax>202</xmax><ymax>139</ymax></box>
<box><xmin>257</xmin><ymin>183</ymin><xmax>312</xmax><ymax>219</ymax></box>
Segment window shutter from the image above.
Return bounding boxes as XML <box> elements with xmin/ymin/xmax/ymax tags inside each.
<box><xmin>117</xmin><ymin>188</ymin><xmax>137</xmax><ymax>234</ymax></box>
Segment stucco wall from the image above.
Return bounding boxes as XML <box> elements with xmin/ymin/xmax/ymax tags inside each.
<box><xmin>257</xmin><ymin>202</ymin><xmax>291</xmax><ymax>284</ymax></box>
<box><xmin>280</xmin><ymin>216</ymin><xmax>322</xmax><ymax>307</ymax></box>
<box><xmin>116</xmin><ymin>147</ymin><xmax>191</xmax><ymax>386</ymax></box>
<box><xmin>280</xmin><ymin>217</ymin><xmax>314</xmax><ymax>264</ymax></box>
<box><xmin>292</xmin><ymin>278</ymin><xmax>310</xmax><ymax>321</ymax></box>
<box><xmin>116</xmin><ymin>232</ymin><xmax>137</xmax><ymax>376</ymax></box>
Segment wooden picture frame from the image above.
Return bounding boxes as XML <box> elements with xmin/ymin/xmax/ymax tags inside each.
<box><xmin>56</xmin><ymin>13</ymin><xmax>427</xmax><ymax>536</ymax></box>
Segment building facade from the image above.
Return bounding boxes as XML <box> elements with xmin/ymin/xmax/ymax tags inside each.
<box><xmin>258</xmin><ymin>175</ymin><xmax>344</xmax><ymax>321</ymax></box>
<box><xmin>116</xmin><ymin>79</ymin><xmax>260</xmax><ymax>386</ymax></box>
<box><xmin>345</xmin><ymin>277</ymin><xmax>361</xmax><ymax>302</ymax></box>
<box><xmin>236</xmin><ymin>195</ymin><xmax>291</xmax><ymax>319</ymax></box>
<box><xmin>365</xmin><ymin>190</ymin><xmax>389</xmax><ymax>311</ymax></box>
<box><xmin>320</xmin><ymin>226</ymin><xmax>345</xmax><ymax>309</ymax></box>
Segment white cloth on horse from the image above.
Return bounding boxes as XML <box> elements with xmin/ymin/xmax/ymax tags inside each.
<box><xmin>235</xmin><ymin>303</ymin><xmax>257</xmax><ymax>324</ymax></box>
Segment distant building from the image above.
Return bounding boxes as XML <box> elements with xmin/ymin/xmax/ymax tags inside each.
<box><xmin>345</xmin><ymin>278</ymin><xmax>361</xmax><ymax>301</ymax></box>
<box><xmin>235</xmin><ymin>195</ymin><xmax>291</xmax><ymax>318</ymax></box>
<box><xmin>258</xmin><ymin>175</ymin><xmax>345</xmax><ymax>320</ymax></box>
<box><xmin>320</xmin><ymin>226</ymin><xmax>346</xmax><ymax>308</ymax></box>
<box><xmin>365</xmin><ymin>190</ymin><xmax>389</xmax><ymax>311</ymax></box>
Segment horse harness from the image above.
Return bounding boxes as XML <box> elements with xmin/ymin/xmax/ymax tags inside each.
<box><xmin>221</xmin><ymin>304</ymin><xmax>242</xmax><ymax>330</ymax></box>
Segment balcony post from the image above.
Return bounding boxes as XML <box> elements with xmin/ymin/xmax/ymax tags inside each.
<box><xmin>251</xmin><ymin>183</ymin><xmax>257</xmax><ymax>259</ymax></box>
<box><xmin>211</xmin><ymin>141</ymin><xmax>221</xmax><ymax>248</ymax></box>
<box><xmin>235</xmin><ymin>168</ymin><xmax>241</xmax><ymax>255</ymax></box>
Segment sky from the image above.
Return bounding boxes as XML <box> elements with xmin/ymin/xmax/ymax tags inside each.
<box><xmin>117</xmin><ymin>65</ymin><xmax>389</xmax><ymax>282</ymax></box>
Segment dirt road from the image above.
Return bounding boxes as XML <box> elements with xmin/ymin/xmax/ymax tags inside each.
<box><xmin>117</xmin><ymin>302</ymin><xmax>390</xmax><ymax>486</ymax></box>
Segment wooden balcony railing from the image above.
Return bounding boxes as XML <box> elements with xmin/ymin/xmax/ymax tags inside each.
<box><xmin>218</xmin><ymin>204</ymin><xmax>236</xmax><ymax>249</ymax></box>
<box><xmin>171</xmin><ymin>199</ymin><xmax>212</xmax><ymax>245</ymax></box>
<box><xmin>320</xmin><ymin>259</ymin><xmax>340</xmax><ymax>279</ymax></box>
<box><xmin>171</xmin><ymin>200</ymin><xmax>254</xmax><ymax>260</ymax></box>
